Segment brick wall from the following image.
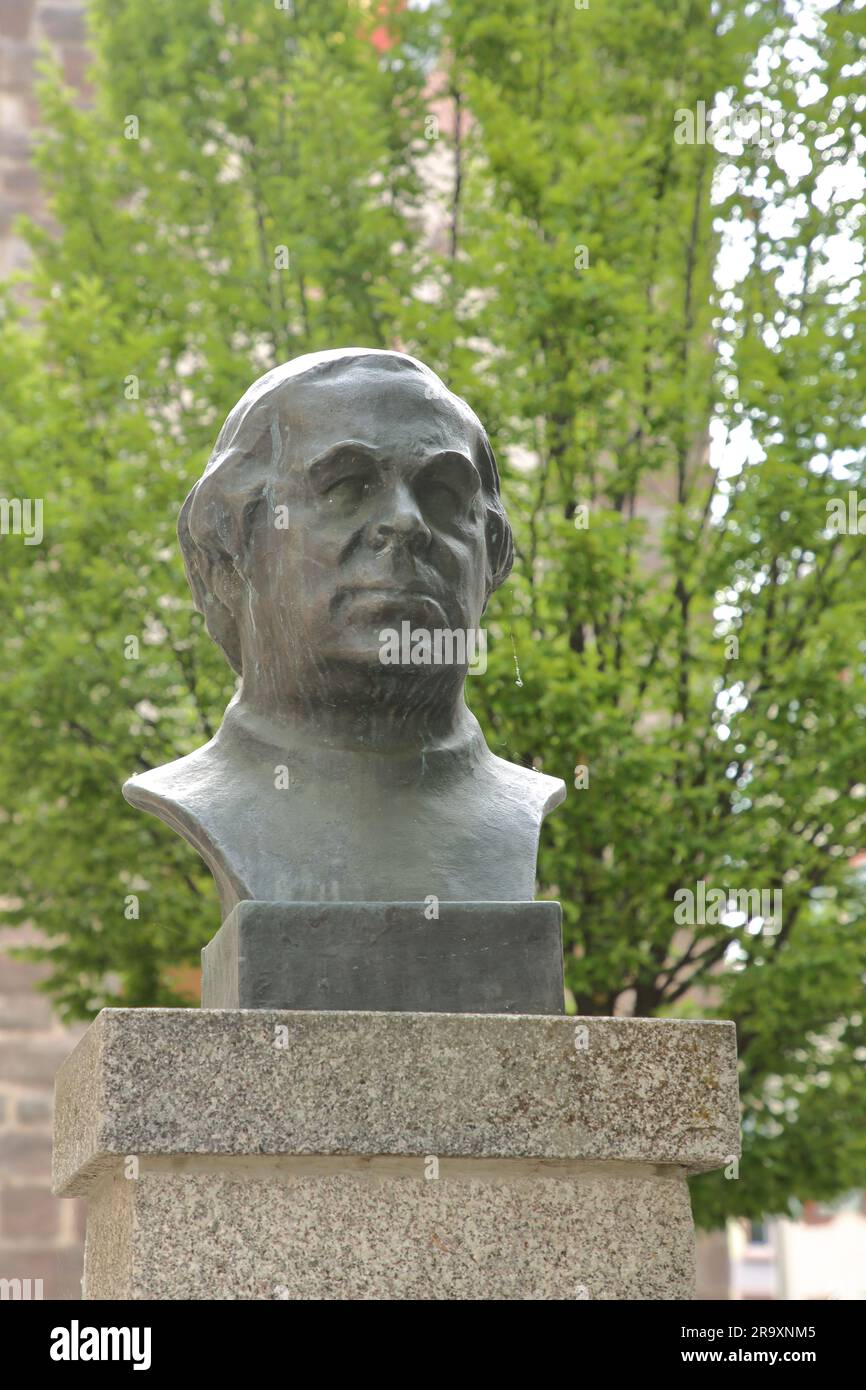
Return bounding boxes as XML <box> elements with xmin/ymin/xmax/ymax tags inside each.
<box><xmin>0</xmin><ymin>925</ymin><xmax>87</xmax><ymax>1299</ymax></box>
<box><xmin>0</xmin><ymin>0</ymin><xmax>90</xmax><ymax>1301</ymax></box>
<box><xmin>0</xmin><ymin>0</ymin><xmax>89</xmax><ymax>277</ymax></box>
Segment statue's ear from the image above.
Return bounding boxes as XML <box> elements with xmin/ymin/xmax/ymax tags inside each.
<box><xmin>178</xmin><ymin>490</ymin><xmax>244</xmax><ymax>676</ymax></box>
<box><xmin>476</xmin><ymin>433</ymin><xmax>514</xmax><ymax>598</ymax></box>
<box><xmin>485</xmin><ymin>510</ymin><xmax>515</xmax><ymax>599</ymax></box>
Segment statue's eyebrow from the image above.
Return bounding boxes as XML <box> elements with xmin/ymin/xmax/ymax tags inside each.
<box><xmin>420</xmin><ymin>451</ymin><xmax>482</xmax><ymax>494</ymax></box>
<box><xmin>303</xmin><ymin>443</ymin><xmax>481</xmax><ymax>495</ymax></box>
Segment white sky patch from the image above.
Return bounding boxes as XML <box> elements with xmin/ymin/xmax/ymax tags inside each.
<box><xmin>774</xmin><ymin>139</ymin><xmax>814</xmax><ymax>181</ymax></box>
<box><xmin>715</xmin><ymin>218</ymin><xmax>755</xmax><ymax>289</ymax></box>
<box><xmin>825</xmin><ymin>448</ymin><xmax>866</xmax><ymax>482</ymax></box>
<box><xmin>760</xmin><ymin>194</ymin><xmax>809</xmax><ymax>239</ymax></box>
<box><xmin>773</xmin><ymin>246</ymin><xmax>808</xmax><ymax>297</ymax></box>
<box><xmin>713</xmin><ymin>161</ymin><xmax>741</xmax><ymax>204</ymax></box>
<box><xmin>710</xmin><ymin>418</ymin><xmax>767</xmax><ymax>481</ymax></box>
<box><xmin>812</xmin><ymin>231</ymin><xmax>863</xmax><ymax>290</ymax></box>
<box><xmin>782</xmin><ymin>34</ymin><xmax>825</xmax><ymax>73</ymax></box>
<box><xmin>813</xmin><ymin>158</ymin><xmax>866</xmax><ymax>213</ymax></box>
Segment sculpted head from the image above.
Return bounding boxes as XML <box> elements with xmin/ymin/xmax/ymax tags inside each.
<box><xmin>177</xmin><ymin>349</ymin><xmax>514</xmax><ymax>708</ymax></box>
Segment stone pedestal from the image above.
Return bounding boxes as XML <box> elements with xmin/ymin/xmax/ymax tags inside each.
<box><xmin>201</xmin><ymin>900</ymin><xmax>564</xmax><ymax>1014</ymax></box>
<box><xmin>53</xmin><ymin>1009</ymin><xmax>740</xmax><ymax>1301</ymax></box>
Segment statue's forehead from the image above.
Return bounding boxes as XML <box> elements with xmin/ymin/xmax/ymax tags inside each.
<box><xmin>270</xmin><ymin>369</ymin><xmax>479</xmax><ymax>458</ymax></box>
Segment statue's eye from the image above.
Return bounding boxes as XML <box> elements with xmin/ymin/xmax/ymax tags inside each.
<box><xmin>423</xmin><ymin>478</ymin><xmax>461</xmax><ymax>513</ymax></box>
<box><xmin>325</xmin><ymin>474</ymin><xmax>371</xmax><ymax>502</ymax></box>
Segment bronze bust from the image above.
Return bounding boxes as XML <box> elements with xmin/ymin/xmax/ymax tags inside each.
<box><xmin>123</xmin><ymin>348</ymin><xmax>565</xmax><ymax>918</ymax></box>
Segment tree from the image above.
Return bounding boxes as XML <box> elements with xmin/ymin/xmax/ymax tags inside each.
<box><xmin>0</xmin><ymin>0</ymin><xmax>431</xmax><ymax>1013</ymax></box>
<box><xmin>408</xmin><ymin>0</ymin><xmax>866</xmax><ymax>1226</ymax></box>
<box><xmin>2</xmin><ymin>0</ymin><xmax>865</xmax><ymax>1226</ymax></box>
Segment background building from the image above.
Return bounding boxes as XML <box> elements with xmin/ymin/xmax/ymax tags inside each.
<box><xmin>0</xmin><ymin>0</ymin><xmax>89</xmax><ymax>1300</ymax></box>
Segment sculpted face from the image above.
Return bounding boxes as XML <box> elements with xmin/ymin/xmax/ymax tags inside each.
<box><xmin>235</xmin><ymin>367</ymin><xmax>491</xmax><ymax>693</ymax></box>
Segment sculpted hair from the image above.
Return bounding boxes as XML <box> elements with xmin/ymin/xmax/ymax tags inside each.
<box><xmin>178</xmin><ymin>349</ymin><xmax>515</xmax><ymax>675</ymax></box>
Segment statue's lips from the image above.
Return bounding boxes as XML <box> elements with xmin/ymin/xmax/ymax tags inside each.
<box><xmin>335</xmin><ymin>585</ymin><xmax>451</xmax><ymax>624</ymax></box>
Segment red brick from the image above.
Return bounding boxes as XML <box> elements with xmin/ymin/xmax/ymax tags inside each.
<box><xmin>1</xmin><ymin>131</ymin><xmax>34</xmax><ymax>161</ymax></box>
<box><xmin>0</xmin><ymin>989</ymin><xmax>54</xmax><ymax>1028</ymax></box>
<box><xmin>0</xmin><ymin>39</ymin><xmax>38</xmax><ymax>92</ymax></box>
<box><xmin>60</xmin><ymin>41</ymin><xmax>90</xmax><ymax>88</ymax></box>
<box><xmin>0</xmin><ymin>1040</ymin><xmax>76</xmax><ymax>1086</ymax></box>
<box><xmin>0</xmin><ymin>957</ymin><xmax>50</xmax><ymax>993</ymax></box>
<box><xmin>0</xmin><ymin>195</ymin><xmax>15</xmax><ymax>236</ymax></box>
<box><xmin>0</xmin><ymin>0</ymin><xmax>35</xmax><ymax>42</ymax></box>
<box><xmin>16</xmin><ymin>1095</ymin><xmax>52</xmax><ymax>1125</ymax></box>
<box><xmin>0</xmin><ymin>1131</ymin><xmax>52</xmax><ymax>1179</ymax></box>
<box><xmin>1</xmin><ymin>165</ymin><xmax>42</xmax><ymax>197</ymax></box>
<box><xmin>39</xmin><ymin>6</ymin><xmax>87</xmax><ymax>44</ymax></box>
<box><xmin>0</xmin><ymin>1184</ymin><xmax>60</xmax><ymax>1240</ymax></box>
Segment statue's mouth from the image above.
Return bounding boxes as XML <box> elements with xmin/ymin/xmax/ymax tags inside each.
<box><xmin>334</xmin><ymin>584</ymin><xmax>452</xmax><ymax>625</ymax></box>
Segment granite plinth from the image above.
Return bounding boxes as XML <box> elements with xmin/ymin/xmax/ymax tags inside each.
<box><xmin>53</xmin><ymin>1009</ymin><xmax>740</xmax><ymax>1301</ymax></box>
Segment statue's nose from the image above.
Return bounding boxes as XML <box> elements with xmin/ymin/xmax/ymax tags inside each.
<box><xmin>368</xmin><ymin>484</ymin><xmax>432</xmax><ymax>554</ymax></box>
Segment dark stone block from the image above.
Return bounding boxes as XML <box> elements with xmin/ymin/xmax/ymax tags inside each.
<box><xmin>201</xmin><ymin>900</ymin><xmax>564</xmax><ymax>1015</ymax></box>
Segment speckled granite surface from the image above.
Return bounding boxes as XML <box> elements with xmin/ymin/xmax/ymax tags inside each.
<box><xmin>85</xmin><ymin>1161</ymin><xmax>696</xmax><ymax>1300</ymax></box>
<box><xmin>54</xmin><ymin>1009</ymin><xmax>739</xmax><ymax>1194</ymax></box>
<box><xmin>54</xmin><ymin>1009</ymin><xmax>740</xmax><ymax>1300</ymax></box>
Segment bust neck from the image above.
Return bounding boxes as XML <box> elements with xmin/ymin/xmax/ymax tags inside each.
<box><xmin>230</xmin><ymin>658</ymin><xmax>480</xmax><ymax>754</ymax></box>
<box><xmin>218</xmin><ymin>688</ymin><xmax>489</xmax><ymax>780</ymax></box>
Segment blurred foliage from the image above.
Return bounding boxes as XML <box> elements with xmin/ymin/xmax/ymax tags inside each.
<box><xmin>1</xmin><ymin>0</ymin><xmax>865</xmax><ymax>1227</ymax></box>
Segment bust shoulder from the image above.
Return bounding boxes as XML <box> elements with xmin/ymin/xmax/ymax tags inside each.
<box><xmin>485</xmin><ymin>754</ymin><xmax>567</xmax><ymax>821</ymax></box>
<box><xmin>122</xmin><ymin>726</ymin><xmax>567</xmax><ymax>913</ymax></box>
<box><xmin>122</xmin><ymin>740</ymin><xmax>248</xmax><ymax>912</ymax></box>
<box><xmin>123</xmin><ymin>738</ymin><xmax>226</xmax><ymax>820</ymax></box>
